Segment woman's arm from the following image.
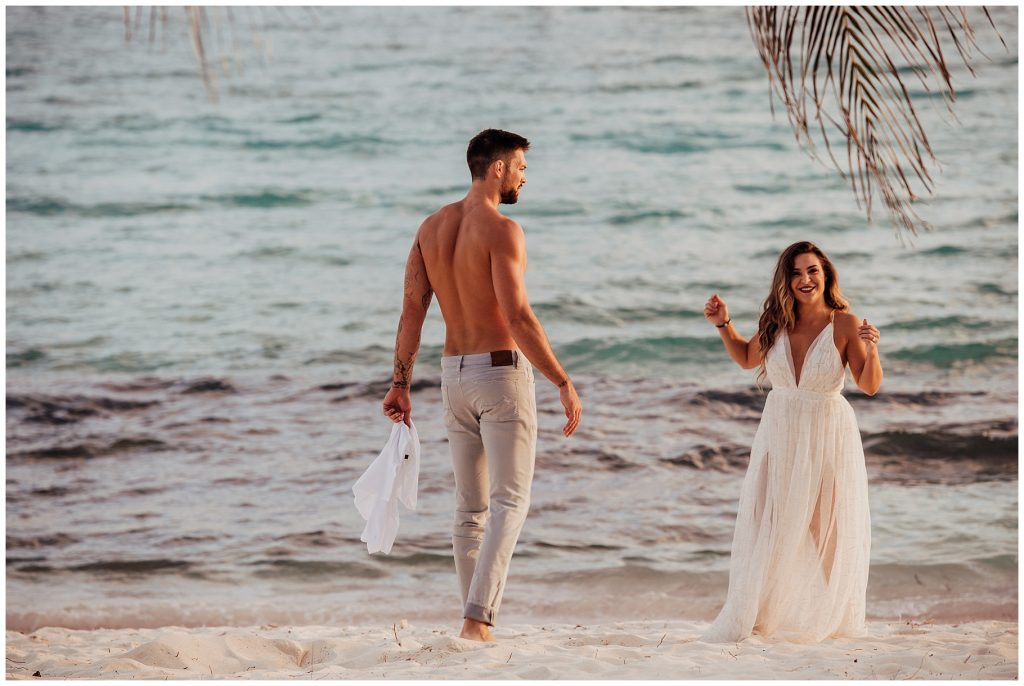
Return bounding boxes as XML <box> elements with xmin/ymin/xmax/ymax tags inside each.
<box><xmin>704</xmin><ymin>294</ymin><xmax>761</xmax><ymax>369</ymax></box>
<box><xmin>839</xmin><ymin>312</ymin><xmax>883</xmax><ymax>395</ymax></box>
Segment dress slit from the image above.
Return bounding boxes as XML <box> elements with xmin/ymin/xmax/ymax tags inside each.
<box><xmin>810</xmin><ymin>476</ymin><xmax>839</xmax><ymax>584</ymax></box>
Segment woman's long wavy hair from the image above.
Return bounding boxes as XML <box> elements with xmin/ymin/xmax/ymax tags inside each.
<box><xmin>756</xmin><ymin>241</ymin><xmax>849</xmax><ymax>384</ymax></box>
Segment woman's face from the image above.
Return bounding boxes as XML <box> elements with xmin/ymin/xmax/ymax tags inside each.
<box><xmin>790</xmin><ymin>252</ymin><xmax>826</xmax><ymax>306</ymax></box>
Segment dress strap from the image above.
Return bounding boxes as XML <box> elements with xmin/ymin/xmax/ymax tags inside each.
<box><xmin>829</xmin><ymin>309</ymin><xmax>836</xmax><ymax>323</ymax></box>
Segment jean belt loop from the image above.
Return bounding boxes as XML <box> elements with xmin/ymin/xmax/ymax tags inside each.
<box><xmin>513</xmin><ymin>351</ymin><xmax>519</xmax><ymax>369</ymax></box>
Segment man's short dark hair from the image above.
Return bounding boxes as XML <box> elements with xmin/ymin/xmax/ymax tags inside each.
<box><xmin>467</xmin><ymin>129</ymin><xmax>530</xmax><ymax>181</ymax></box>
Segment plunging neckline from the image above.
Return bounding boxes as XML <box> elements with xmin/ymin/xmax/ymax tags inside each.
<box><xmin>785</xmin><ymin>320</ymin><xmax>833</xmax><ymax>387</ymax></box>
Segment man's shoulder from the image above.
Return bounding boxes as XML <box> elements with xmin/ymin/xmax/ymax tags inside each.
<box><xmin>491</xmin><ymin>214</ymin><xmax>522</xmax><ymax>235</ymax></box>
<box><xmin>421</xmin><ymin>202</ymin><xmax>522</xmax><ymax>247</ymax></box>
<box><xmin>422</xmin><ymin>201</ymin><xmax>462</xmax><ymax>228</ymax></box>
<box><xmin>484</xmin><ymin>215</ymin><xmax>523</xmax><ymax>253</ymax></box>
<box><xmin>414</xmin><ymin>203</ymin><xmax>459</xmax><ymax>246</ymax></box>
<box><xmin>461</xmin><ymin>206</ymin><xmax>522</xmax><ymax>242</ymax></box>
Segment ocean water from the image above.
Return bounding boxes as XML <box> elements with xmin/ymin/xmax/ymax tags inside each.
<box><xmin>6</xmin><ymin>6</ymin><xmax>1018</xmax><ymax>632</ymax></box>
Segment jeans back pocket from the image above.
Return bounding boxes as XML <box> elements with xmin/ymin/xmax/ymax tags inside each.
<box><xmin>473</xmin><ymin>376</ymin><xmax>519</xmax><ymax>422</ymax></box>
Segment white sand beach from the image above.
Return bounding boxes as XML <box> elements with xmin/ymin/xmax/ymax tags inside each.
<box><xmin>6</xmin><ymin>620</ymin><xmax>1016</xmax><ymax>680</ymax></box>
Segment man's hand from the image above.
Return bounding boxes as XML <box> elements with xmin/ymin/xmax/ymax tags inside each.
<box><xmin>383</xmin><ymin>385</ymin><xmax>412</xmax><ymax>426</ymax></box>
<box><xmin>559</xmin><ymin>380</ymin><xmax>582</xmax><ymax>437</ymax></box>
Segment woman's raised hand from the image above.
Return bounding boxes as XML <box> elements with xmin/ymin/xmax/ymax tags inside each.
<box><xmin>858</xmin><ymin>318</ymin><xmax>880</xmax><ymax>354</ymax></box>
<box><xmin>704</xmin><ymin>294</ymin><xmax>730</xmax><ymax>327</ymax></box>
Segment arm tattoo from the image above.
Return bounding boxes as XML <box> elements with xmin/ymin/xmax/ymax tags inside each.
<box><xmin>405</xmin><ymin>271</ymin><xmax>432</xmax><ymax>311</ymax></box>
<box><xmin>392</xmin><ymin>239</ymin><xmax>430</xmax><ymax>389</ymax></box>
<box><xmin>393</xmin><ymin>316</ymin><xmax>415</xmax><ymax>388</ymax></box>
<box><xmin>412</xmin><ymin>240</ymin><xmax>433</xmax><ymax>313</ymax></box>
<box><xmin>393</xmin><ymin>350</ymin><xmax>415</xmax><ymax>388</ymax></box>
<box><xmin>392</xmin><ymin>359</ymin><xmax>411</xmax><ymax>388</ymax></box>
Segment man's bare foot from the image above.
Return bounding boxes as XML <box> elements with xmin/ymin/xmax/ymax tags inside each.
<box><xmin>459</xmin><ymin>618</ymin><xmax>496</xmax><ymax>642</ymax></box>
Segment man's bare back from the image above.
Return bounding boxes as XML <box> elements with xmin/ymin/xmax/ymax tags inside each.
<box><xmin>417</xmin><ymin>199</ymin><xmax>520</xmax><ymax>356</ymax></box>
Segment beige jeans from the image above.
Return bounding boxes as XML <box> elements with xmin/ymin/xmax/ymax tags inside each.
<box><xmin>440</xmin><ymin>350</ymin><xmax>537</xmax><ymax>626</ymax></box>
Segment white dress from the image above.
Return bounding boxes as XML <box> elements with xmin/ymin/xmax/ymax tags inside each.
<box><xmin>702</xmin><ymin>317</ymin><xmax>871</xmax><ymax>643</ymax></box>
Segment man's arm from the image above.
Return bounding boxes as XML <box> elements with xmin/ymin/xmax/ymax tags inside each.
<box><xmin>491</xmin><ymin>219</ymin><xmax>582</xmax><ymax>437</ymax></box>
<box><xmin>382</xmin><ymin>232</ymin><xmax>433</xmax><ymax>425</ymax></box>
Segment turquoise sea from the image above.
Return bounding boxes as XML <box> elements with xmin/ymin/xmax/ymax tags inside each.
<box><xmin>6</xmin><ymin>6</ymin><xmax>1017</xmax><ymax>631</ymax></box>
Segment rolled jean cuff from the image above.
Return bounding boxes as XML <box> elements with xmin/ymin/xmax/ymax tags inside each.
<box><xmin>464</xmin><ymin>603</ymin><xmax>496</xmax><ymax>626</ymax></box>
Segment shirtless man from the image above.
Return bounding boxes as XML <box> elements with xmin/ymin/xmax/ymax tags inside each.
<box><xmin>381</xmin><ymin>129</ymin><xmax>582</xmax><ymax>642</ymax></box>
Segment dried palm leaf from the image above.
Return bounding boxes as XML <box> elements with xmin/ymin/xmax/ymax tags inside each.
<box><xmin>123</xmin><ymin>7</ymin><xmax>316</xmax><ymax>102</ymax></box>
<box><xmin>746</xmin><ymin>6</ymin><xmax>1004</xmax><ymax>237</ymax></box>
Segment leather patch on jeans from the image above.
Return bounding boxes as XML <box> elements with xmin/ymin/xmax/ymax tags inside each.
<box><xmin>490</xmin><ymin>350</ymin><xmax>515</xmax><ymax>367</ymax></box>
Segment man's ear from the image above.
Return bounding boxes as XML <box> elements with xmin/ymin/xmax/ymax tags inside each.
<box><xmin>493</xmin><ymin>159</ymin><xmax>505</xmax><ymax>177</ymax></box>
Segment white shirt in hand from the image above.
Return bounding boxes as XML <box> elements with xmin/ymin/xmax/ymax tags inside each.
<box><xmin>352</xmin><ymin>421</ymin><xmax>421</xmax><ymax>555</ymax></box>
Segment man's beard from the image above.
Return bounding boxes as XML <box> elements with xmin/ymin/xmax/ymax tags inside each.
<box><xmin>499</xmin><ymin>176</ymin><xmax>520</xmax><ymax>204</ymax></box>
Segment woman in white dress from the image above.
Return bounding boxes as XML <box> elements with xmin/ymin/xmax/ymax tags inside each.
<box><xmin>701</xmin><ymin>240</ymin><xmax>883</xmax><ymax>643</ymax></box>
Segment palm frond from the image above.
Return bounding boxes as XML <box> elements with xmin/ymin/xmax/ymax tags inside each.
<box><xmin>746</xmin><ymin>6</ymin><xmax>1004</xmax><ymax>237</ymax></box>
<box><xmin>123</xmin><ymin>7</ymin><xmax>316</xmax><ymax>101</ymax></box>
<box><xmin>185</xmin><ymin>7</ymin><xmax>217</xmax><ymax>102</ymax></box>
<box><xmin>122</xmin><ymin>6</ymin><xmax>219</xmax><ymax>101</ymax></box>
